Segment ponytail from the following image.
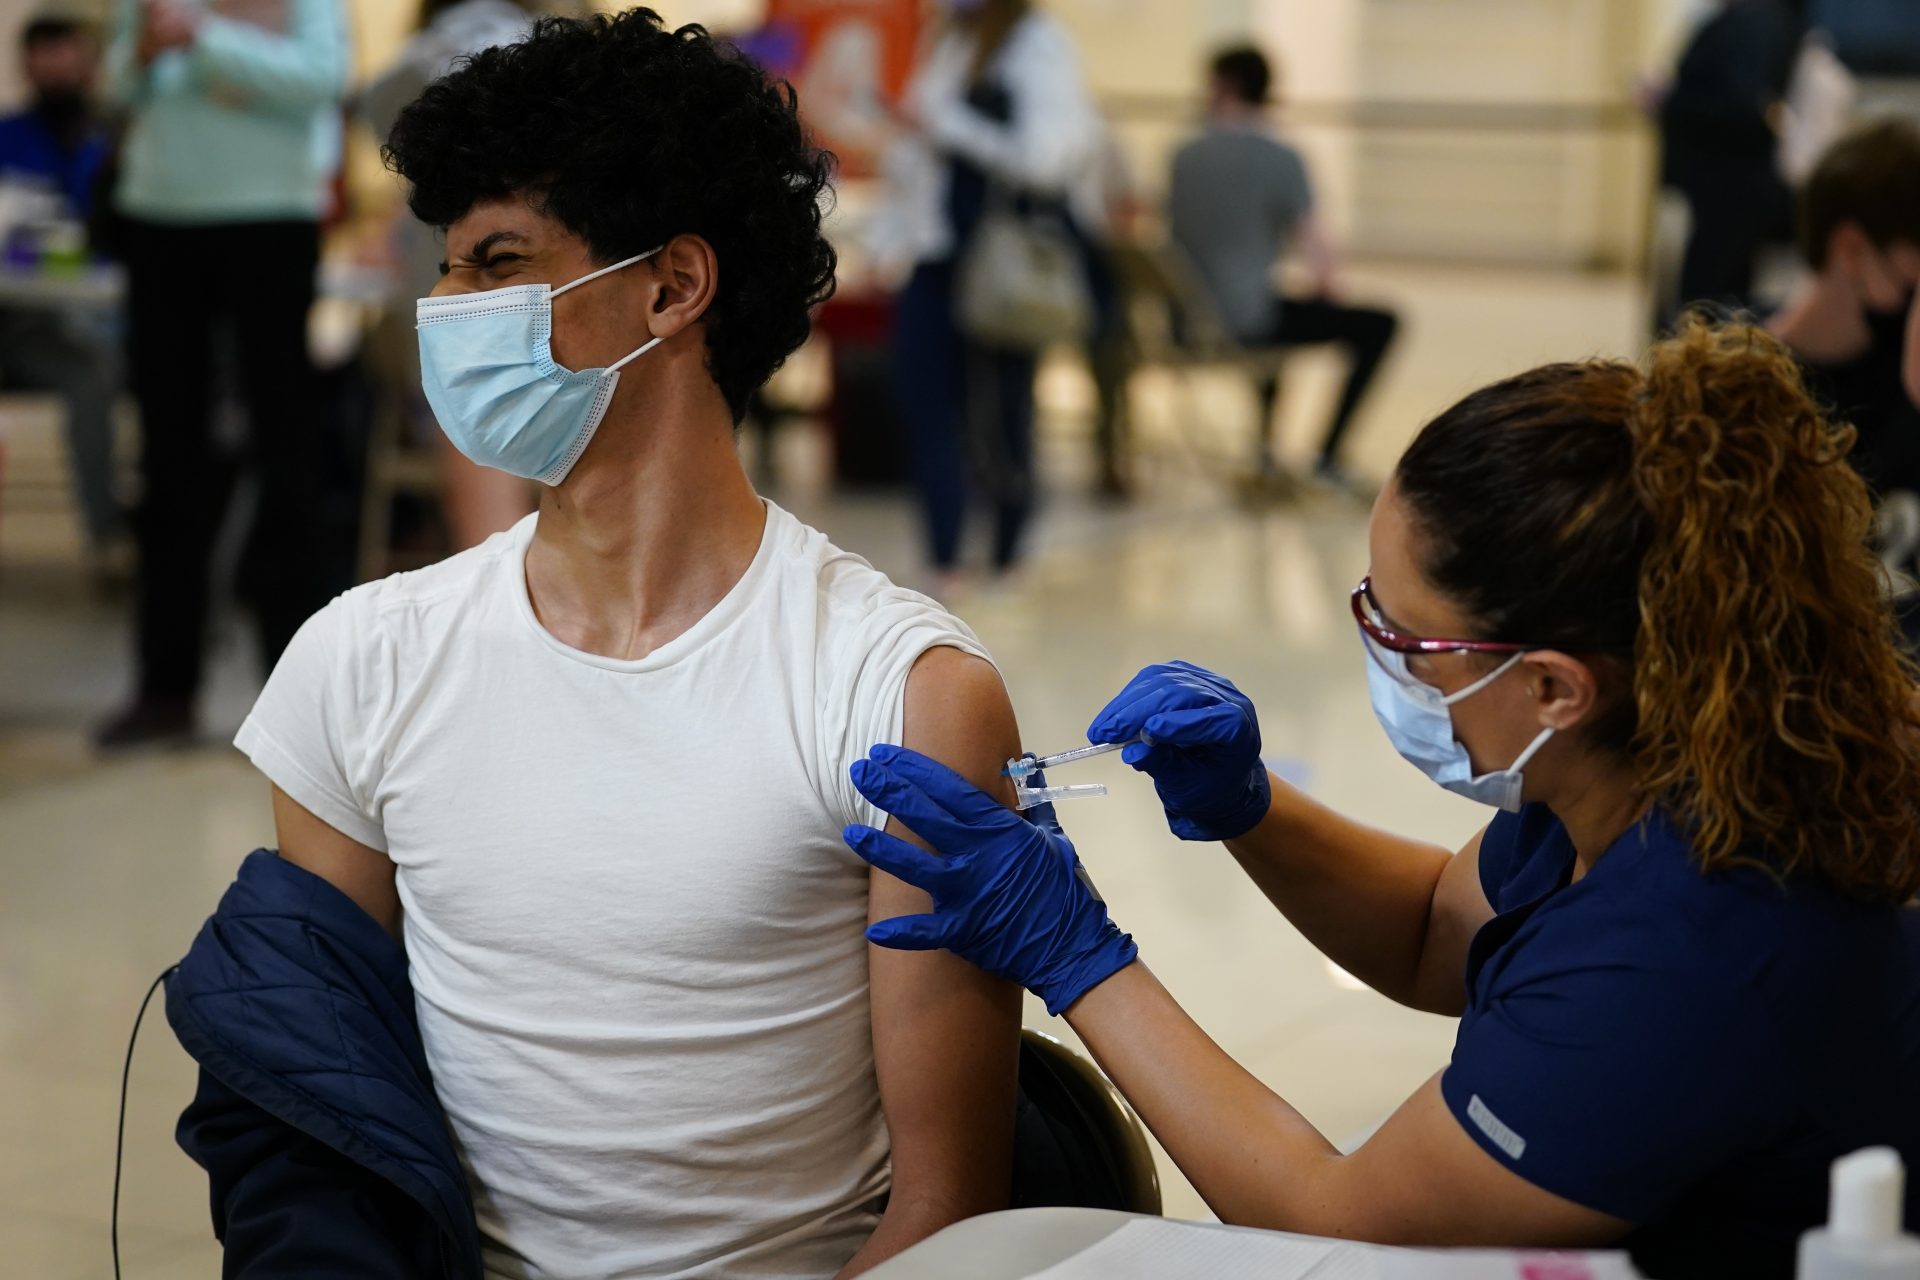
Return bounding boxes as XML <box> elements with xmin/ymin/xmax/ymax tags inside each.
<box><xmin>1629</xmin><ymin>319</ymin><xmax>1920</xmax><ymax>898</ymax></box>
<box><xmin>1397</xmin><ymin>317</ymin><xmax>1920</xmax><ymax>902</ymax></box>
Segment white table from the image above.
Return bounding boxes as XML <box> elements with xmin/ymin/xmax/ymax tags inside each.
<box><xmin>865</xmin><ymin>1209</ymin><xmax>1131</xmax><ymax>1278</ymax></box>
<box><xmin>863</xmin><ymin>1209</ymin><xmax>1645</xmax><ymax>1279</ymax></box>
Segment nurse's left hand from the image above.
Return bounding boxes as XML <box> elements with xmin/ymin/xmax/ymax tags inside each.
<box><xmin>846</xmin><ymin>745</ymin><xmax>1139</xmax><ymax>1017</ymax></box>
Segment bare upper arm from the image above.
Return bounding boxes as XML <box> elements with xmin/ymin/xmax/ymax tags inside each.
<box><xmin>1410</xmin><ymin>826</ymin><xmax>1495</xmax><ymax>1016</ymax></box>
<box><xmin>271</xmin><ymin>785</ymin><xmax>401</xmax><ymax>937</ymax></box>
<box><xmin>892</xmin><ymin>646</ymin><xmax>1022</xmax><ymax>810</ymax></box>
<box><xmin>866</xmin><ymin>645</ymin><xmax>1023</xmax><ymax>1217</ymax></box>
<box><xmin>1320</xmin><ymin>1074</ymin><xmax>1630</xmax><ymax>1248</ymax></box>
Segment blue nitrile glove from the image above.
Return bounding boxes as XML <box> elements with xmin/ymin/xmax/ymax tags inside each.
<box><xmin>1088</xmin><ymin>661</ymin><xmax>1272</xmax><ymax>842</ymax></box>
<box><xmin>845</xmin><ymin>745</ymin><xmax>1139</xmax><ymax>1017</ymax></box>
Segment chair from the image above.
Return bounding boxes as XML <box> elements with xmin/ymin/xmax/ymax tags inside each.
<box><xmin>1109</xmin><ymin>240</ymin><xmax>1297</xmax><ymax>500</ymax></box>
<box><xmin>356</xmin><ymin>304</ymin><xmax>444</xmax><ymax>582</ymax></box>
<box><xmin>1111</xmin><ymin>240</ymin><xmax>1289</xmax><ymax>380</ymax></box>
<box><xmin>1012</xmin><ymin>1028</ymin><xmax>1162</xmax><ymax>1216</ymax></box>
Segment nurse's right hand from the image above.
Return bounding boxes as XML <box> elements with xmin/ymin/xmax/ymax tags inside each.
<box><xmin>1089</xmin><ymin>661</ymin><xmax>1272</xmax><ymax>843</ymax></box>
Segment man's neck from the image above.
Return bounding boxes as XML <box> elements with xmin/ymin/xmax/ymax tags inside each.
<box><xmin>1208</xmin><ymin>101</ymin><xmax>1267</xmax><ymax>131</ymax></box>
<box><xmin>1769</xmin><ymin>271</ymin><xmax>1871</xmax><ymax>365</ymax></box>
<box><xmin>31</xmin><ymin>98</ymin><xmax>92</xmax><ymax>152</ymax></box>
<box><xmin>522</xmin><ymin>390</ymin><xmax>767</xmax><ymax>662</ymax></box>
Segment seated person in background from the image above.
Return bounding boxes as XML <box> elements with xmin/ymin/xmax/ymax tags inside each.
<box><xmin>177</xmin><ymin>13</ymin><xmax>1021</xmax><ymax>1277</ymax></box>
<box><xmin>0</xmin><ymin>10</ymin><xmax>120</xmax><ymax>556</ymax></box>
<box><xmin>1168</xmin><ymin>44</ymin><xmax>1399</xmax><ymax>494</ymax></box>
<box><xmin>1768</xmin><ymin>119</ymin><xmax>1920</xmax><ymax>558</ymax></box>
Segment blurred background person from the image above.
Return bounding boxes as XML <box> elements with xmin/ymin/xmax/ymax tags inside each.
<box><xmin>1768</xmin><ymin>117</ymin><xmax>1920</xmax><ymax>634</ymax></box>
<box><xmin>883</xmin><ymin>0</ymin><xmax>1099</xmax><ymax>598</ymax></box>
<box><xmin>357</xmin><ymin>0</ymin><xmax>533</xmax><ymax>552</ymax></box>
<box><xmin>1074</xmin><ymin>110</ymin><xmax>1138</xmax><ymax>501</ymax></box>
<box><xmin>1769</xmin><ymin>118</ymin><xmax>1920</xmax><ymax>507</ymax></box>
<box><xmin>1654</xmin><ymin>0</ymin><xmax>1798</xmax><ymax>317</ymax></box>
<box><xmin>0</xmin><ymin>7</ymin><xmax>121</xmax><ymax>562</ymax></box>
<box><xmin>1169</xmin><ymin>44</ymin><xmax>1398</xmax><ymax>497</ymax></box>
<box><xmin>95</xmin><ymin>0</ymin><xmax>349</xmax><ymax>751</ymax></box>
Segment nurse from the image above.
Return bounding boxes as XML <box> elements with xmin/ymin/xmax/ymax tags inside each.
<box><xmin>844</xmin><ymin>319</ymin><xmax>1920</xmax><ymax>1278</ymax></box>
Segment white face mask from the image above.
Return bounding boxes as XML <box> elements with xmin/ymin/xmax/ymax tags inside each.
<box><xmin>1361</xmin><ymin>633</ymin><xmax>1554</xmax><ymax>812</ymax></box>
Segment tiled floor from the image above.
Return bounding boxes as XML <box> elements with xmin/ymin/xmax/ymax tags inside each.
<box><xmin>0</xmin><ymin>261</ymin><xmax>1646</xmax><ymax>1275</ymax></box>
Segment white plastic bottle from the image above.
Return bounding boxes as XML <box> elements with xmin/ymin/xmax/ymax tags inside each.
<box><xmin>1797</xmin><ymin>1147</ymin><xmax>1920</xmax><ymax>1279</ymax></box>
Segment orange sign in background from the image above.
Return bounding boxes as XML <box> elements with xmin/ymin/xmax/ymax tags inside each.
<box><xmin>764</xmin><ymin>0</ymin><xmax>923</xmax><ymax>176</ymax></box>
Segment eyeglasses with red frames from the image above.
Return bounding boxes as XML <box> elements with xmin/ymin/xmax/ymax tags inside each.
<box><xmin>1350</xmin><ymin>574</ymin><xmax>1539</xmax><ymax>657</ymax></box>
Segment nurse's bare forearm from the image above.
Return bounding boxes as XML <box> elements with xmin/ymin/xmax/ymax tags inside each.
<box><xmin>1068</xmin><ymin>964</ymin><xmax>1632</xmax><ymax>1248</ymax></box>
<box><xmin>1065</xmin><ymin>962</ymin><xmax>1342</xmax><ymax>1228</ymax></box>
<box><xmin>1223</xmin><ymin>773</ymin><xmax>1453</xmax><ymax>1008</ymax></box>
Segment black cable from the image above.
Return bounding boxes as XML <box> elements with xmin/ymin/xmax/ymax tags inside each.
<box><xmin>113</xmin><ymin>968</ymin><xmax>174</xmax><ymax>1280</ymax></box>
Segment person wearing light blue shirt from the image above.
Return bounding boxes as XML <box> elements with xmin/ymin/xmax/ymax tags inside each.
<box><xmin>96</xmin><ymin>0</ymin><xmax>349</xmax><ymax>752</ymax></box>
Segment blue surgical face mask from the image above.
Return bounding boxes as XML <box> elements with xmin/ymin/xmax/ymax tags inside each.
<box><xmin>415</xmin><ymin>247</ymin><xmax>663</xmax><ymax>486</ymax></box>
<box><xmin>1361</xmin><ymin>632</ymin><xmax>1553</xmax><ymax>812</ymax></box>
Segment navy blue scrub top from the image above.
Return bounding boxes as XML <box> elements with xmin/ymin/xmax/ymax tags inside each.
<box><xmin>1443</xmin><ymin>804</ymin><xmax>1920</xmax><ymax>1279</ymax></box>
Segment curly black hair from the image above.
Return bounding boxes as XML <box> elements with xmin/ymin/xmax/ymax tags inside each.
<box><xmin>383</xmin><ymin>9</ymin><xmax>837</xmax><ymax>424</ymax></box>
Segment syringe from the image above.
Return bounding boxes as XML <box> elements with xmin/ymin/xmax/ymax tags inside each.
<box><xmin>1014</xmin><ymin>782</ymin><xmax>1109</xmax><ymax>811</ymax></box>
<box><xmin>1004</xmin><ymin>737</ymin><xmax>1140</xmax><ymax>783</ymax></box>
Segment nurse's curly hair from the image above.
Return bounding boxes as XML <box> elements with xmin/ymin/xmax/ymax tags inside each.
<box><xmin>1396</xmin><ymin>316</ymin><xmax>1920</xmax><ymax>902</ymax></box>
<box><xmin>382</xmin><ymin>9</ymin><xmax>835</xmax><ymax>424</ymax></box>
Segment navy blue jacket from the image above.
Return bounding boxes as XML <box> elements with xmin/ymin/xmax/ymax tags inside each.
<box><xmin>166</xmin><ymin>850</ymin><xmax>482</xmax><ymax>1279</ymax></box>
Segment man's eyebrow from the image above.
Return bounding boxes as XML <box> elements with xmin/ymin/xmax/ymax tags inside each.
<box><xmin>439</xmin><ymin>230</ymin><xmax>530</xmax><ymax>274</ymax></box>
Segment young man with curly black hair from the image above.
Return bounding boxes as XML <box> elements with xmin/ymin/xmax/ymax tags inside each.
<box><xmin>179</xmin><ymin>10</ymin><xmax>1023</xmax><ymax>1277</ymax></box>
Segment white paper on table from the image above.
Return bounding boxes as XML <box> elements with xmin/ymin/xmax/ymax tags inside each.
<box><xmin>1019</xmin><ymin>1219</ymin><xmax>1383</xmax><ymax>1279</ymax></box>
<box><xmin>1020</xmin><ymin>1219</ymin><xmax>1644</xmax><ymax>1280</ymax></box>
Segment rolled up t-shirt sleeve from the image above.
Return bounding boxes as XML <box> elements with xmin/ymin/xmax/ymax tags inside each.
<box><xmin>820</xmin><ymin>584</ymin><xmax>993</xmax><ymax>832</ymax></box>
<box><xmin>233</xmin><ymin>594</ymin><xmax>388</xmax><ymax>852</ymax></box>
<box><xmin>1441</xmin><ymin>962</ymin><xmax>1784</xmax><ymax>1223</ymax></box>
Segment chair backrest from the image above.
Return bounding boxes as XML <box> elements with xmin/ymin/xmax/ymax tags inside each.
<box><xmin>1011</xmin><ymin>1028</ymin><xmax>1163</xmax><ymax>1216</ymax></box>
<box><xmin>1111</xmin><ymin>239</ymin><xmax>1246</xmax><ymax>363</ymax></box>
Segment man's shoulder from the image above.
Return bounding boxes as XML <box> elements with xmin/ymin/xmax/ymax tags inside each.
<box><xmin>793</xmin><ymin>520</ymin><xmax>956</xmax><ymax>622</ymax></box>
<box><xmin>765</xmin><ymin>504</ymin><xmax>984</xmax><ymax>664</ymax></box>
<box><xmin>323</xmin><ymin>518</ymin><xmax>527</xmax><ymax>645</ymax></box>
<box><xmin>1175</xmin><ymin>127</ymin><xmax>1300</xmax><ymax>181</ymax></box>
<box><xmin>1184</xmin><ymin>124</ymin><xmax>1296</xmax><ymax>155</ymax></box>
<box><xmin>1244</xmin><ymin>130</ymin><xmax>1306</xmax><ymax>177</ymax></box>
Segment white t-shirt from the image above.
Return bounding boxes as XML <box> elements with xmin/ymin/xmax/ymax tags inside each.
<box><xmin>235</xmin><ymin>502</ymin><xmax>991</xmax><ymax>1279</ymax></box>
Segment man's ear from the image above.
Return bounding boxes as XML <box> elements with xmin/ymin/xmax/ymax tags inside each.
<box><xmin>644</xmin><ymin>234</ymin><xmax>718</xmax><ymax>341</ymax></box>
<box><xmin>1829</xmin><ymin>221</ymin><xmax>1871</xmax><ymax>276</ymax></box>
<box><xmin>1524</xmin><ymin>650</ymin><xmax>1601</xmax><ymax>733</ymax></box>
